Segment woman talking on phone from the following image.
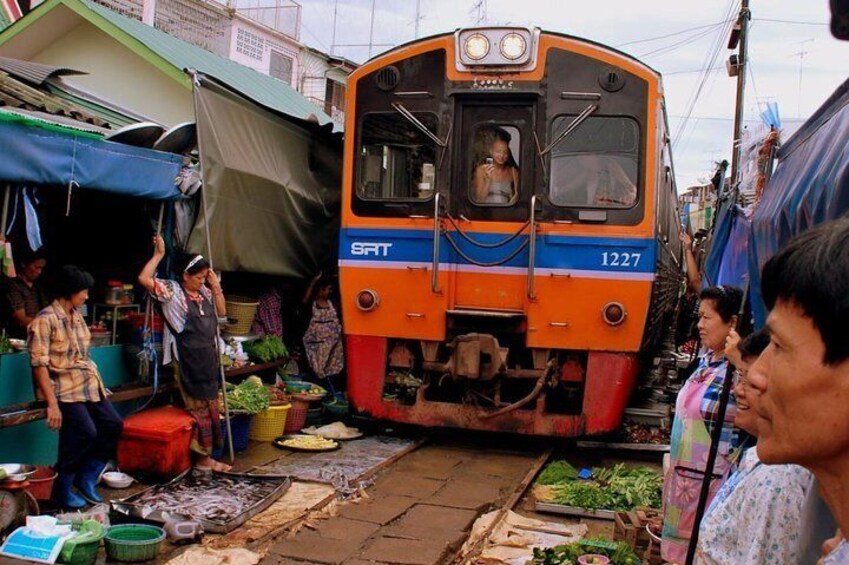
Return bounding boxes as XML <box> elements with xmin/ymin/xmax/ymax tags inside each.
<box><xmin>473</xmin><ymin>127</ymin><xmax>519</xmax><ymax>204</ymax></box>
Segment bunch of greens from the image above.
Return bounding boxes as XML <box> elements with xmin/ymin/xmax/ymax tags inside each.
<box><xmin>0</xmin><ymin>332</ymin><xmax>14</xmax><ymax>354</ymax></box>
<box><xmin>537</xmin><ymin>462</ymin><xmax>662</xmax><ymax>511</ymax></box>
<box><xmin>243</xmin><ymin>336</ymin><xmax>288</xmax><ymax>363</ymax></box>
<box><xmin>224</xmin><ymin>378</ymin><xmax>272</xmax><ymax>414</ymax></box>
<box><xmin>531</xmin><ymin>538</ymin><xmax>640</xmax><ymax>565</ymax></box>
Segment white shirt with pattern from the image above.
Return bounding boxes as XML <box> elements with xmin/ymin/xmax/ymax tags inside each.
<box><xmin>695</xmin><ymin>446</ymin><xmax>814</xmax><ymax>565</ymax></box>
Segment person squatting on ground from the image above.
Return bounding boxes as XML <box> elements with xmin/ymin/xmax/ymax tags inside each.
<box><xmin>28</xmin><ymin>265</ymin><xmax>124</xmax><ymax>509</ymax></box>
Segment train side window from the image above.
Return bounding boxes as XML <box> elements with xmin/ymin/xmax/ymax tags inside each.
<box><xmin>548</xmin><ymin>116</ymin><xmax>639</xmax><ymax>209</ymax></box>
<box><xmin>469</xmin><ymin>125</ymin><xmax>521</xmax><ymax>206</ymax></box>
<box><xmin>357</xmin><ymin>112</ymin><xmax>439</xmax><ymax>201</ymax></box>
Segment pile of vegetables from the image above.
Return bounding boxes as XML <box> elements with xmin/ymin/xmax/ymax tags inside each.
<box><xmin>531</xmin><ymin>538</ymin><xmax>640</xmax><ymax>565</ymax></box>
<box><xmin>0</xmin><ymin>332</ymin><xmax>14</xmax><ymax>354</ymax></box>
<box><xmin>537</xmin><ymin>461</ymin><xmax>662</xmax><ymax>512</ymax></box>
<box><xmin>223</xmin><ymin>376</ymin><xmax>272</xmax><ymax>414</ymax></box>
<box><xmin>243</xmin><ymin>336</ymin><xmax>288</xmax><ymax>363</ymax></box>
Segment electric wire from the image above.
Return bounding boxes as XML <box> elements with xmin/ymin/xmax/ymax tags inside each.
<box><xmin>638</xmin><ymin>24</ymin><xmax>727</xmax><ymax>58</ymax></box>
<box><xmin>615</xmin><ymin>20</ymin><xmax>731</xmax><ymax>48</ymax></box>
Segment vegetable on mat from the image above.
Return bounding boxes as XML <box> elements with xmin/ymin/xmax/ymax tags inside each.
<box><xmin>531</xmin><ymin>538</ymin><xmax>640</xmax><ymax>565</ymax></box>
<box><xmin>536</xmin><ymin>461</ymin><xmax>662</xmax><ymax>512</ymax></box>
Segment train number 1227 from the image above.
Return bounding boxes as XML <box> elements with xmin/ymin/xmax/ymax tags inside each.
<box><xmin>601</xmin><ymin>252</ymin><xmax>641</xmax><ymax>268</ymax></box>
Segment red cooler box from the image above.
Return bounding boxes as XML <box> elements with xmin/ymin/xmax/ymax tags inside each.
<box><xmin>118</xmin><ymin>406</ymin><xmax>194</xmax><ymax>478</ymax></box>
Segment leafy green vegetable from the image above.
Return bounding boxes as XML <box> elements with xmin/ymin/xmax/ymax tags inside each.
<box><xmin>531</xmin><ymin>537</ymin><xmax>640</xmax><ymax>565</ymax></box>
<box><xmin>223</xmin><ymin>379</ymin><xmax>272</xmax><ymax>414</ymax></box>
<box><xmin>0</xmin><ymin>332</ymin><xmax>14</xmax><ymax>354</ymax></box>
<box><xmin>243</xmin><ymin>336</ymin><xmax>288</xmax><ymax>363</ymax></box>
<box><xmin>537</xmin><ymin>461</ymin><xmax>580</xmax><ymax>485</ymax></box>
<box><xmin>536</xmin><ymin>462</ymin><xmax>662</xmax><ymax>512</ymax></box>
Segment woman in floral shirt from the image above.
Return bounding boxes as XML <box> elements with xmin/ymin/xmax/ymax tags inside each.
<box><xmin>662</xmin><ymin>285</ymin><xmax>745</xmax><ymax>563</ymax></box>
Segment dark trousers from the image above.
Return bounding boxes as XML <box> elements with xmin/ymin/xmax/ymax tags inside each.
<box><xmin>57</xmin><ymin>399</ymin><xmax>124</xmax><ymax>474</ymax></box>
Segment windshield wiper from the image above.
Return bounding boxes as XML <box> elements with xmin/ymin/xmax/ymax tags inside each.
<box><xmin>540</xmin><ymin>104</ymin><xmax>598</xmax><ymax>156</ymax></box>
<box><xmin>391</xmin><ymin>102</ymin><xmax>447</xmax><ymax>147</ymax></box>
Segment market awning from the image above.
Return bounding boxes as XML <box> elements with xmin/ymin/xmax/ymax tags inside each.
<box><xmin>0</xmin><ymin>114</ymin><xmax>184</xmax><ymax>200</ymax></box>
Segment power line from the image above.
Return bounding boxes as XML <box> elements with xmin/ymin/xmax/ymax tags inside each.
<box><xmin>615</xmin><ymin>20</ymin><xmax>731</xmax><ymax>48</ymax></box>
<box><xmin>752</xmin><ymin>17</ymin><xmax>828</xmax><ymax>26</ymax></box>
<box><xmin>639</xmin><ymin>24</ymin><xmax>723</xmax><ymax>58</ymax></box>
<box><xmin>664</xmin><ymin>65</ymin><xmax>724</xmax><ymax>76</ymax></box>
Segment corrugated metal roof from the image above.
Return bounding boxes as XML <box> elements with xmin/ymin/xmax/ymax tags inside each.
<box><xmin>0</xmin><ymin>106</ymin><xmax>108</xmax><ymax>135</ymax></box>
<box><xmin>77</xmin><ymin>0</ymin><xmax>334</xmax><ymax>127</ymax></box>
<box><xmin>0</xmin><ymin>55</ymin><xmax>85</xmax><ymax>85</ymax></box>
<box><xmin>0</xmin><ymin>69</ymin><xmax>111</xmax><ymax>127</ymax></box>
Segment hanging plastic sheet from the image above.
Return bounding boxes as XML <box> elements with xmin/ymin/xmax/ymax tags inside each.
<box><xmin>189</xmin><ymin>74</ymin><xmax>341</xmax><ymax>277</ymax></box>
<box><xmin>749</xmin><ymin>78</ymin><xmax>849</xmax><ymax>327</ymax></box>
<box><xmin>0</xmin><ymin>117</ymin><xmax>184</xmax><ymax>200</ymax></box>
<box><xmin>715</xmin><ymin>208</ymin><xmax>750</xmax><ymax>288</ymax></box>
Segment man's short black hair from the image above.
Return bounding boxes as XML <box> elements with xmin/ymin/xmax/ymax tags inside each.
<box><xmin>739</xmin><ymin>328</ymin><xmax>770</xmax><ymax>362</ymax></box>
<box><xmin>699</xmin><ymin>285</ymin><xmax>743</xmax><ymax>323</ymax></box>
<box><xmin>762</xmin><ymin>217</ymin><xmax>849</xmax><ymax>365</ymax></box>
<box><xmin>56</xmin><ymin>265</ymin><xmax>94</xmax><ymax>299</ymax></box>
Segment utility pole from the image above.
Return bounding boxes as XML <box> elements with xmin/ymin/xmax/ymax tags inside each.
<box><xmin>729</xmin><ymin>0</ymin><xmax>750</xmax><ymax>189</ymax></box>
<box><xmin>791</xmin><ymin>38</ymin><xmax>814</xmax><ymax>118</ymax></box>
<box><xmin>368</xmin><ymin>0</ymin><xmax>376</xmax><ymax>58</ymax></box>
<box><xmin>331</xmin><ymin>0</ymin><xmax>339</xmax><ymax>56</ymax></box>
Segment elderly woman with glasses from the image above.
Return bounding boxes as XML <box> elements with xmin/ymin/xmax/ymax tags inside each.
<box><xmin>139</xmin><ymin>235</ymin><xmax>230</xmax><ymax>472</ymax></box>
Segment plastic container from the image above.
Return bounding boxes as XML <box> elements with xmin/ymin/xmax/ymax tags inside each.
<box><xmin>25</xmin><ymin>465</ymin><xmax>57</xmax><ymax>500</ymax></box>
<box><xmin>305</xmin><ymin>407</ymin><xmax>323</xmax><ymax>427</ymax></box>
<box><xmin>323</xmin><ymin>397</ymin><xmax>349</xmax><ymax>420</ymax></box>
<box><xmin>284</xmin><ymin>402</ymin><xmax>309</xmax><ymax>434</ymax></box>
<box><xmin>224</xmin><ymin>296</ymin><xmax>259</xmax><ymax>336</ymax></box>
<box><xmin>249</xmin><ymin>404</ymin><xmax>291</xmax><ymax>441</ymax></box>
<box><xmin>117</xmin><ymin>406</ymin><xmax>193</xmax><ymax>478</ymax></box>
<box><xmin>104</xmin><ymin>525</ymin><xmax>165</xmax><ymax>562</ymax></box>
<box><xmin>59</xmin><ymin>539</ymin><xmax>102</xmax><ymax>565</ymax></box>
<box><xmin>212</xmin><ymin>413</ymin><xmax>253</xmax><ymax>459</ymax></box>
<box><xmin>577</xmin><ymin>555</ymin><xmax>610</xmax><ymax>565</ymax></box>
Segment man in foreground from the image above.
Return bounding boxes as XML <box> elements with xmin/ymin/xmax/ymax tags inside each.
<box><xmin>749</xmin><ymin>218</ymin><xmax>849</xmax><ymax>563</ymax></box>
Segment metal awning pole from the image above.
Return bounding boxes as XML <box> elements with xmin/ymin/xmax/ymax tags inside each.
<box><xmin>1</xmin><ymin>184</ymin><xmax>11</xmax><ymax>239</ymax></box>
<box><xmin>199</xmin><ymin>186</ymin><xmax>234</xmax><ymax>463</ymax></box>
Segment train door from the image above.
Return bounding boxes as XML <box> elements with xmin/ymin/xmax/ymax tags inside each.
<box><xmin>450</xmin><ymin>101</ymin><xmax>535</xmax><ymax>312</ymax></box>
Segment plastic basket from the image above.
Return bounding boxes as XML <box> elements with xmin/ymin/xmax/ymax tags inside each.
<box><xmin>224</xmin><ymin>296</ymin><xmax>259</xmax><ymax>336</ymax></box>
<box><xmin>323</xmin><ymin>398</ymin><xmax>349</xmax><ymax>420</ymax></box>
<box><xmin>213</xmin><ymin>413</ymin><xmax>253</xmax><ymax>459</ymax></box>
<box><xmin>26</xmin><ymin>466</ymin><xmax>57</xmax><ymax>500</ymax></box>
<box><xmin>59</xmin><ymin>538</ymin><xmax>102</xmax><ymax>565</ymax></box>
<box><xmin>104</xmin><ymin>525</ymin><xmax>165</xmax><ymax>562</ymax></box>
<box><xmin>284</xmin><ymin>405</ymin><xmax>308</xmax><ymax>433</ymax></box>
<box><xmin>249</xmin><ymin>404</ymin><xmax>291</xmax><ymax>441</ymax></box>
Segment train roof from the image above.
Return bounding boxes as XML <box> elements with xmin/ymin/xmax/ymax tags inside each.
<box><xmin>366</xmin><ymin>27</ymin><xmax>662</xmax><ymax>81</ymax></box>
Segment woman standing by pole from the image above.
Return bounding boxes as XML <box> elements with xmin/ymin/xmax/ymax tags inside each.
<box><xmin>138</xmin><ymin>235</ymin><xmax>230</xmax><ymax>472</ymax></box>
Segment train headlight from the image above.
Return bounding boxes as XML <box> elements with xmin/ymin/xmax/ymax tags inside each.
<box><xmin>499</xmin><ymin>33</ymin><xmax>527</xmax><ymax>61</ymax></box>
<box><xmin>464</xmin><ymin>33</ymin><xmax>490</xmax><ymax>61</ymax></box>
<box><xmin>356</xmin><ymin>289</ymin><xmax>380</xmax><ymax>312</ymax></box>
<box><xmin>602</xmin><ymin>302</ymin><xmax>627</xmax><ymax>326</ymax></box>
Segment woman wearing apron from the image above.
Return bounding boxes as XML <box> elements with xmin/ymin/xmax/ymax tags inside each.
<box><xmin>301</xmin><ymin>273</ymin><xmax>344</xmax><ymax>381</ymax></box>
<box><xmin>138</xmin><ymin>235</ymin><xmax>230</xmax><ymax>472</ymax></box>
<box><xmin>662</xmin><ymin>285</ymin><xmax>745</xmax><ymax>563</ymax></box>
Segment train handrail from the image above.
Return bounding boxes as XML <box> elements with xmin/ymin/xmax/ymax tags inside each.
<box><xmin>432</xmin><ymin>192</ymin><xmax>441</xmax><ymax>293</ymax></box>
<box><xmin>527</xmin><ymin>194</ymin><xmax>538</xmax><ymax>300</ymax></box>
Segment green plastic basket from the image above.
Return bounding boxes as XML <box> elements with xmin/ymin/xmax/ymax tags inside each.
<box><xmin>59</xmin><ymin>538</ymin><xmax>102</xmax><ymax>565</ymax></box>
<box><xmin>104</xmin><ymin>525</ymin><xmax>165</xmax><ymax>562</ymax></box>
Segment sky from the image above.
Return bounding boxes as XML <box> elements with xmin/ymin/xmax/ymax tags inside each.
<box><xmin>293</xmin><ymin>0</ymin><xmax>849</xmax><ymax>191</ymax></box>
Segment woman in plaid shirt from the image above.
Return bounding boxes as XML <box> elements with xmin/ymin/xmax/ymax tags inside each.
<box><xmin>28</xmin><ymin>266</ymin><xmax>124</xmax><ymax>509</ymax></box>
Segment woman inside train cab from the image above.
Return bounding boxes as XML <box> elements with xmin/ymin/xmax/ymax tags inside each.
<box><xmin>472</xmin><ymin>127</ymin><xmax>520</xmax><ymax>204</ymax></box>
<box><xmin>661</xmin><ymin>285</ymin><xmax>746</xmax><ymax>563</ymax></box>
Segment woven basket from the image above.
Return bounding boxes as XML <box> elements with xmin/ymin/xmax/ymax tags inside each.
<box><xmin>224</xmin><ymin>296</ymin><xmax>259</xmax><ymax>336</ymax></box>
<box><xmin>249</xmin><ymin>404</ymin><xmax>291</xmax><ymax>441</ymax></box>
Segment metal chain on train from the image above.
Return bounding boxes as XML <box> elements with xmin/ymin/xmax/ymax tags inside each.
<box><xmin>442</xmin><ymin>228</ymin><xmax>529</xmax><ymax>267</ymax></box>
<box><xmin>443</xmin><ymin>212</ymin><xmax>530</xmax><ymax>249</ymax></box>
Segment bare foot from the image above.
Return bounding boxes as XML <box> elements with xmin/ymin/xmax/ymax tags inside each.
<box><xmin>210</xmin><ymin>459</ymin><xmax>232</xmax><ymax>473</ymax></box>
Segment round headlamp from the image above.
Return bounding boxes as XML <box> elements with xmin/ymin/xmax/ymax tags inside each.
<box><xmin>499</xmin><ymin>32</ymin><xmax>527</xmax><ymax>61</ymax></box>
<box><xmin>465</xmin><ymin>34</ymin><xmax>490</xmax><ymax>60</ymax></box>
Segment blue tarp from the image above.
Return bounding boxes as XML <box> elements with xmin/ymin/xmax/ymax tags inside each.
<box><xmin>701</xmin><ymin>197</ymin><xmax>750</xmax><ymax>290</ymax></box>
<box><xmin>749</xmin><ymin>77</ymin><xmax>849</xmax><ymax>326</ymax></box>
<box><xmin>0</xmin><ymin>120</ymin><xmax>184</xmax><ymax>200</ymax></box>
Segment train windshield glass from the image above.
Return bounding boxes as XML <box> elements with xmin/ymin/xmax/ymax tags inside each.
<box><xmin>357</xmin><ymin>112</ymin><xmax>439</xmax><ymax>200</ymax></box>
<box><xmin>548</xmin><ymin>116</ymin><xmax>639</xmax><ymax>209</ymax></box>
<box><xmin>470</xmin><ymin>125</ymin><xmax>521</xmax><ymax>206</ymax></box>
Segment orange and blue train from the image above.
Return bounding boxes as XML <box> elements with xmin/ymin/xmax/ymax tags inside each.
<box><xmin>339</xmin><ymin>27</ymin><xmax>682</xmax><ymax>437</ymax></box>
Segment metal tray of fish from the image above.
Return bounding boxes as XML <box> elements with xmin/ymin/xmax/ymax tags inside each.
<box><xmin>112</xmin><ymin>470</ymin><xmax>291</xmax><ymax>533</ymax></box>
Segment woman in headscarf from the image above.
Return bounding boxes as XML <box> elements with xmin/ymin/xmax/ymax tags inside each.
<box><xmin>138</xmin><ymin>235</ymin><xmax>230</xmax><ymax>472</ymax></box>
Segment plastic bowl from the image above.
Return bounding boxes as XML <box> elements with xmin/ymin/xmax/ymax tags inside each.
<box><xmin>105</xmin><ymin>525</ymin><xmax>165</xmax><ymax>562</ymax></box>
<box><xmin>101</xmin><ymin>471</ymin><xmax>134</xmax><ymax>489</ymax></box>
<box><xmin>283</xmin><ymin>380</ymin><xmax>313</xmax><ymax>393</ymax></box>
